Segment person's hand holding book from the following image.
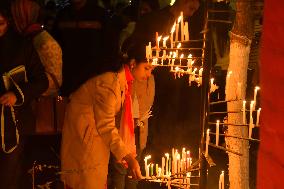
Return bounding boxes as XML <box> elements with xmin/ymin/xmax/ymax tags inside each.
<box><xmin>0</xmin><ymin>92</ymin><xmax>17</xmax><ymax>106</ymax></box>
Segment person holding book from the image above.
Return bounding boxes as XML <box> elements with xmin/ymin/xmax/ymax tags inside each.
<box><xmin>0</xmin><ymin>2</ymin><xmax>48</xmax><ymax>188</ymax></box>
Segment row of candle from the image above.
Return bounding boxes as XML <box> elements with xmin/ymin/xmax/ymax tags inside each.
<box><xmin>144</xmin><ymin>148</ymin><xmax>193</xmax><ymax>178</ymax></box>
<box><xmin>145</xmin><ymin>11</ymin><xmax>191</xmax><ymax>62</ymax></box>
<box><xmin>146</xmin><ymin>42</ymin><xmax>196</xmax><ymax>64</ymax></box>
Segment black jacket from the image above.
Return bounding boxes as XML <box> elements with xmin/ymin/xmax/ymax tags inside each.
<box><xmin>0</xmin><ymin>29</ymin><xmax>48</xmax><ymax>135</ymax></box>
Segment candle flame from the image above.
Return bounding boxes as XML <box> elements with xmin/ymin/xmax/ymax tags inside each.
<box><xmin>180</xmin><ymin>54</ymin><xmax>184</xmax><ymax>58</ymax></box>
<box><xmin>210</xmin><ymin>78</ymin><xmax>214</xmax><ymax>84</ymax></box>
<box><xmin>157</xmin><ymin>36</ymin><xmax>162</xmax><ymax>41</ymax></box>
<box><xmin>177</xmin><ymin>43</ymin><xmax>181</xmax><ymax>48</ymax></box>
<box><xmin>178</xmin><ymin>16</ymin><xmax>182</xmax><ymax>23</ymax></box>
<box><xmin>188</xmin><ymin>54</ymin><xmax>192</xmax><ymax>58</ymax></box>
<box><xmin>163</xmin><ymin>36</ymin><xmax>169</xmax><ymax>41</ymax></box>
<box><xmin>217</xmin><ymin>120</ymin><xmax>220</xmax><ymax>124</ymax></box>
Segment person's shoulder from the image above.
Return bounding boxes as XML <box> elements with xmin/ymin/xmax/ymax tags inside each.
<box><xmin>86</xmin><ymin>71</ymin><xmax>120</xmax><ymax>88</ymax></box>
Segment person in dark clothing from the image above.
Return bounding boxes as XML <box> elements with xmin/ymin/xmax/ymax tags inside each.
<box><xmin>54</xmin><ymin>0</ymin><xmax>121</xmax><ymax>96</ymax></box>
<box><xmin>123</xmin><ymin>0</ymin><xmax>200</xmax><ymax>50</ymax></box>
<box><xmin>0</xmin><ymin>2</ymin><xmax>48</xmax><ymax>189</ymax></box>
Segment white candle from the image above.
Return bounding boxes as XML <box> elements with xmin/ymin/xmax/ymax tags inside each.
<box><xmin>187</xmin><ymin>54</ymin><xmax>192</xmax><ymax>66</ymax></box>
<box><xmin>163</xmin><ymin>36</ymin><xmax>169</xmax><ymax>48</ymax></box>
<box><xmin>179</xmin><ymin>54</ymin><xmax>184</xmax><ymax>65</ymax></box>
<box><xmin>242</xmin><ymin>101</ymin><xmax>246</xmax><ymax>125</ymax></box>
<box><xmin>171</xmin><ymin>23</ymin><xmax>176</xmax><ymax>49</ymax></box>
<box><xmin>144</xmin><ymin>155</ymin><xmax>151</xmax><ymax>177</ymax></box>
<box><xmin>176</xmin><ymin>16</ymin><xmax>181</xmax><ymax>41</ymax></box>
<box><xmin>156</xmin><ymin>164</ymin><xmax>159</xmax><ymax>175</ymax></box>
<box><xmin>184</xmin><ymin>21</ymin><xmax>189</xmax><ymax>41</ymax></box>
<box><xmin>186</xmin><ymin>172</ymin><xmax>191</xmax><ymax>189</ymax></box>
<box><xmin>146</xmin><ymin>164</ymin><xmax>150</xmax><ymax>178</ymax></box>
<box><xmin>180</xmin><ymin>12</ymin><xmax>184</xmax><ymax>42</ymax></box>
<box><xmin>186</xmin><ymin>157</ymin><xmax>190</xmax><ymax>170</ymax></box>
<box><xmin>176</xmin><ymin>43</ymin><xmax>181</xmax><ymax>58</ymax></box>
<box><xmin>249</xmin><ymin>101</ymin><xmax>255</xmax><ymax>138</ymax></box>
<box><xmin>216</xmin><ymin>120</ymin><xmax>220</xmax><ymax>146</ymax></box>
<box><xmin>253</xmin><ymin>86</ymin><xmax>260</xmax><ymax>110</ymax></box>
<box><xmin>219</xmin><ymin>171</ymin><xmax>224</xmax><ymax>189</ymax></box>
<box><xmin>176</xmin><ymin>154</ymin><xmax>180</xmax><ymax>174</ymax></box>
<box><xmin>198</xmin><ymin>68</ymin><xmax>203</xmax><ymax>85</ymax></box>
<box><xmin>205</xmin><ymin>129</ymin><xmax>210</xmax><ymax>157</ymax></box>
<box><xmin>256</xmin><ymin>108</ymin><xmax>261</xmax><ymax>127</ymax></box>
<box><xmin>162</xmin><ymin>157</ymin><xmax>165</xmax><ymax>176</ymax></box>
<box><xmin>192</xmin><ymin>68</ymin><xmax>197</xmax><ymax>81</ymax></box>
<box><xmin>158</xmin><ymin>167</ymin><xmax>161</xmax><ymax>177</ymax></box>
<box><xmin>165</xmin><ymin>153</ymin><xmax>169</xmax><ymax>175</ymax></box>
<box><xmin>156</xmin><ymin>36</ymin><xmax>162</xmax><ymax>58</ymax></box>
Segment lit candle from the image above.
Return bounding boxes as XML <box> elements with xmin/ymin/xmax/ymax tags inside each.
<box><xmin>242</xmin><ymin>101</ymin><xmax>246</xmax><ymax>125</ymax></box>
<box><xmin>219</xmin><ymin>171</ymin><xmax>224</xmax><ymax>189</ymax></box>
<box><xmin>186</xmin><ymin>172</ymin><xmax>191</xmax><ymax>188</ymax></box>
<box><xmin>187</xmin><ymin>54</ymin><xmax>192</xmax><ymax>66</ymax></box>
<box><xmin>198</xmin><ymin>68</ymin><xmax>203</xmax><ymax>86</ymax></box>
<box><xmin>156</xmin><ymin>164</ymin><xmax>159</xmax><ymax>175</ymax></box>
<box><xmin>158</xmin><ymin>167</ymin><xmax>161</xmax><ymax>177</ymax></box>
<box><xmin>161</xmin><ymin>157</ymin><xmax>165</xmax><ymax>176</ymax></box>
<box><xmin>256</xmin><ymin>108</ymin><xmax>261</xmax><ymax>127</ymax></box>
<box><xmin>176</xmin><ymin>154</ymin><xmax>180</xmax><ymax>174</ymax></box>
<box><xmin>179</xmin><ymin>54</ymin><xmax>184</xmax><ymax>65</ymax></box>
<box><xmin>170</xmin><ymin>23</ymin><xmax>176</xmax><ymax>49</ymax></box>
<box><xmin>176</xmin><ymin>16</ymin><xmax>181</xmax><ymax>42</ymax></box>
<box><xmin>168</xmin><ymin>156</ymin><xmax>171</xmax><ymax>175</ymax></box>
<box><xmin>176</xmin><ymin>42</ymin><xmax>181</xmax><ymax>58</ymax></box>
<box><xmin>150</xmin><ymin>163</ymin><xmax>154</xmax><ymax>176</ymax></box>
<box><xmin>216</xmin><ymin>120</ymin><xmax>220</xmax><ymax>146</ymax></box>
<box><xmin>144</xmin><ymin>155</ymin><xmax>151</xmax><ymax>177</ymax></box>
<box><xmin>184</xmin><ymin>21</ymin><xmax>189</xmax><ymax>41</ymax></box>
<box><xmin>253</xmin><ymin>86</ymin><xmax>260</xmax><ymax>110</ymax></box>
<box><xmin>205</xmin><ymin>129</ymin><xmax>210</xmax><ymax>157</ymax></box>
<box><xmin>192</xmin><ymin>68</ymin><xmax>197</xmax><ymax>81</ymax></box>
<box><xmin>145</xmin><ymin>42</ymin><xmax>152</xmax><ymax>62</ymax></box>
<box><xmin>156</xmin><ymin>36</ymin><xmax>162</xmax><ymax>58</ymax></box>
<box><xmin>180</xmin><ymin>12</ymin><xmax>184</xmax><ymax>42</ymax></box>
<box><xmin>249</xmin><ymin>101</ymin><xmax>255</xmax><ymax>138</ymax></box>
<box><xmin>165</xmin><ymin>153</ymin><xmax>169</xmax><ymax>176</ymax></box>
<box><xmin>146</xmin><ymin>164</ymin><xmax>150</xmax><ymax>178</ymax></box>
<box><xmin>163</xmin><ymin>36</ymin><xmax>169</xmax><ymax>48</ymax></box>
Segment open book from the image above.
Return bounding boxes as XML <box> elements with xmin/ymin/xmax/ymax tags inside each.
<box><xmin>2</xmin><ymin>65</ymin><xmax>28</xmax><ymax>90</ymax></box>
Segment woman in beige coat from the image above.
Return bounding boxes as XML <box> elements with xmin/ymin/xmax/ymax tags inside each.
<box><xmin>60</xmin><ymin>54</ymin><xmax>152</xmax><ymax>188</ymax></box>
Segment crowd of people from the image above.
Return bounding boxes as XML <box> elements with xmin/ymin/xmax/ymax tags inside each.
<box><xmin>0</xmin><ymin>0</ymin><xmax>200</xmax><ymax>188</ymax></box>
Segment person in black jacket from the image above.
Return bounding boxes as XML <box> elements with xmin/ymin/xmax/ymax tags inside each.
<box><xmin>0</xmin><ymin>2</ymin><xmax>48</xmax><ymax>188</ymax></box>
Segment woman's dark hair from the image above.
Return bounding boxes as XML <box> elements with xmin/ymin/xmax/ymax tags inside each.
<box><xmin>0</xmin><ymin>1</ymin><xmax>11</xmax><ymax>20</ymax></box>
<box><xmin>126</xmin><ymin>42</ymin><xmax>147</xmax><ymax>64</ymax></box>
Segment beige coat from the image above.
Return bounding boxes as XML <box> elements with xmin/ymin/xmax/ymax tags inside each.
<box><xmin>61</xmin><ymin>70</ymin><xmax>130</xmax><ymax>189</ymax></box>
<box><xmin>132</xmin><ymin>75</ymin><xmax>155</xmax><ymax>151</ymax></box>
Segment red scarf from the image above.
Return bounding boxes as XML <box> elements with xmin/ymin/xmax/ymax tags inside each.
<box><xmin>119</xmin><ymin>65</ymin><xmax>136</xmax><ymax>156</ymax></box>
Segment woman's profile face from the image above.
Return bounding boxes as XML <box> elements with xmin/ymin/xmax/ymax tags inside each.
<box><xmin>0</xmin><ymin>14</ymin><xmax>8</xmax><ymax>37</ymax></box>
<box><xmin>132</xmin><ymin>61</ymin><xmax>154</xmax><ymax>81</ymax></box>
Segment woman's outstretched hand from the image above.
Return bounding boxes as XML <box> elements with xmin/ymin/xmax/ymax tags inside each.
<box><xmin>0</xmin><ymin>92</ymin><xmax>17</xmax><ymax>106</ymax></box>
<box><xmin>123</xmin><ymin>153</ymin><xmax>143</xmax><ymax>180</ymax></box>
